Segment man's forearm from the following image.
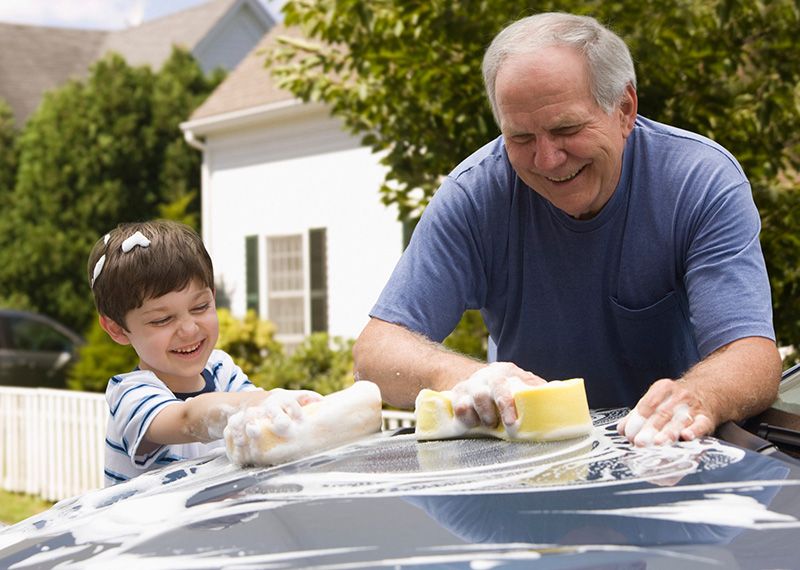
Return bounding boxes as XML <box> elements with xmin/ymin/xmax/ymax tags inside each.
<box><xmin>353</xmin><ymin>318</ymin><xmax>485</xmax><ymax>409</ymax></box>
<box><xmin>679</xmin><ymin>336</ymin><xmax>781</xmax><ymax>426</ymax></box>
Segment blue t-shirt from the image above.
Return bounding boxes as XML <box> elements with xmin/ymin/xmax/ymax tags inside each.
<box><xmin>371</xmin><ymin>116</ymin><xmax>775</xmax><ymax>408</ymax></box>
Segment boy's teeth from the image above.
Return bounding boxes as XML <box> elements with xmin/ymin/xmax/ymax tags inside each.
<box><xmin>174</xmin><ymin>342</ymin><xmax>201</xmax><ymax>353</ymax></box>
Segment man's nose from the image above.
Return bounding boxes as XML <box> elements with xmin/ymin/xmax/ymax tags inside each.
<box><xmin>533</xmin><ymin>136</ymin><xmax>566</xmax><ymax>171</ymax></box>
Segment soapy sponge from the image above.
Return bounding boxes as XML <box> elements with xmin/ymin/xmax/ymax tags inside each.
<box><xmin>415</xmin><ymin>378</ymin><xmax>592</xmax><ymax>442</ymax></box>
<box><xmin>224</xmin><ymin>381</ymin><xmax>383</xmax><ymax>466</ymax></box>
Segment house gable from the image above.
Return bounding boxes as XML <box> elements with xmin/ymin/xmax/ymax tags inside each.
<box><xmin>0</xmin><ymin>0</ymin><xmax>274</xmax><ymax>126</ymax></box>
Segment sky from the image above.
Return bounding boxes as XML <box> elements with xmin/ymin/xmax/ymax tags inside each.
<box><xmin>0</xmin><ymin>0</ymin><xmax>282</xmax><ymax>30</ymax></box>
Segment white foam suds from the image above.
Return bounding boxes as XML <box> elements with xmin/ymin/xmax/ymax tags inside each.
<box><xmin>90</xmin><ymin>254</ymin><xmax>105</xmax><ymax>287</ymax></box>
<box><xmin>622</xmin><ymin>409</ymin><xmax>646</xmax><ymax>439</ymax></box>
<box><xmin>224</xmin><ymin>382</ymin><xmax>383</xmax><ymax>466</ymax></box>
<box><xmin>622</xmin><ymin>403</ymin><xmax>698</xmax><ymax>446</ymax></box>
<box><xmin>562</xmin><ymin>493</ymin><xmax>800</xmax><ymax>529</ymax></box>
<box><xmin>121</xmin><ymin>231</ymin><xmax>150</xmax><ymax>253</ymax></box>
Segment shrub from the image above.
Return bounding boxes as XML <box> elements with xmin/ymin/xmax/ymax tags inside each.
<box><xmin>67</xmin><ymin>319</ymin><xmax>137</xmax><ymax>392</ymax></box>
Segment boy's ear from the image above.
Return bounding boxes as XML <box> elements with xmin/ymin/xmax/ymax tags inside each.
<box><xmin>99</xmin><ymin>315</ymin><xmax>131</xmax><ymax>346</ymax></box>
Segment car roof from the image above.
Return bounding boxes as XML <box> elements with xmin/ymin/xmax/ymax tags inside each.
<box><xmin>2</xmin><ymin>408</ymin><xmax>800</xmax><ymax>568</ymax></box>
<box><xmin>0</xmin><ymin>309</ymin><xmax>83</xmax><ymax>344</ymax></box>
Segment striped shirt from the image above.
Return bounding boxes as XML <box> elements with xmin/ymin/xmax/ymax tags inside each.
<box><xmin>104</xmin><ymin>349</ymin><xmax>258</xmax><ymax>486</ymax></box>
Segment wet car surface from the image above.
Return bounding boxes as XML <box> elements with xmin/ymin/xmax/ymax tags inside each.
<box><xmin>2</xmin><ymin>407</ymin><xmax>800</xmax><ymax>569</ymax></box>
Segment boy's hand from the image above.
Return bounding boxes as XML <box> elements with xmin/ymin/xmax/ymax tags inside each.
<box><xmin>255</xmin><ymin>388</ymin><xmax>323</xmax><ymax>435</ymax></box>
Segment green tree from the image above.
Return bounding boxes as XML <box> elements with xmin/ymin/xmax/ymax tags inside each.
<box><xmin>0</xmin><ymin>48</ymin><xmax>221</xmax><ymax>333</ymax></box>
<box><xmin>270</xmin><ymin>0</ymin><xmax>800</xmax><ymax>347</ymax></box>
<box><xmin>255</xmin><ymin>333</ymin><xmax>355</xmax><ymax>394</ymax></box>
<box><xmin>67</xmin><ymin>319</ymin><xmax>138</xmax><ymax>392</ymax></box>
<box><xmin>0</xmin><ymin>98</ymin><xmax>16</xmax><ymax>200</ymax></box>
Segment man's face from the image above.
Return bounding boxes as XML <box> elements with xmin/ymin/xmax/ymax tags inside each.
<box><xmin>495</xmin><ymin>46</ymin><xmax>637</xmax><ymax>219</ymax></box>
<box><xmin>106</xmin><ymin>279</ymin><xmax>219</xmax><ymax>390</ymax></box>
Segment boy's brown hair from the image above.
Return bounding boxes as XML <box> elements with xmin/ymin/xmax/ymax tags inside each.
<box><xmin>88</xmin><ymin>220</ymin><xmax>214</xmax><ymax>329</ymax></box>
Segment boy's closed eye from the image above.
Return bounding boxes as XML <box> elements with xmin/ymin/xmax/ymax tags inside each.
<box><xmin>148</xmin><ymin>316</ymin><xmax>172</xmax><ymax>326</ymax></box>
<box><xmin>191</xmin><ymin>302</ymin><xmax>211</xmax><ymax>314</ymax></box>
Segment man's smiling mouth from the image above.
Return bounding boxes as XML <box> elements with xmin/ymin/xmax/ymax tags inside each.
<box><xmin>546</xmin><ymin>164</ymin><xmax>587</xmax><ymax>183</ymax></box>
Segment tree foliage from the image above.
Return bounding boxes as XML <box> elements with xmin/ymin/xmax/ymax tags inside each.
<box><xmin>0</xmin><ymin>98</ymin><xmax>16</xmax><ymax>201</ymax></box>
<box><xmin>67</xmin><ymin>318</ymin><xmax>138</xmax><ymax>392</ymax></box>
<box><xmin>0</xmin><ymin>48</ymin><xmax>221</xmax><ymax>333</ymax></box>
<box><xmin>270</xmin><ymin>0</ymin><xmax>800</xmax><ymax>346</ymax></box>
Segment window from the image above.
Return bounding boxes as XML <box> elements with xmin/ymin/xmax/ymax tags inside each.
<box><xmin>263</xmin><ymin>229</ymin><xmax>328</xmax><ymax>348</ymax></box>
<box><xmin>267</xmin><ymin>234</ymin><xmax>305</xmax><ymax>348</ymax></box>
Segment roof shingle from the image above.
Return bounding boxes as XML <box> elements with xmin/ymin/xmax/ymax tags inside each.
<box><xmin>189</xmin><ymin>24</ymin><xmax>299</xmax><ymax>121</ymax></box>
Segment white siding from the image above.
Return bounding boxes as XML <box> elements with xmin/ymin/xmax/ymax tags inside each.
<box><xmin>194</xmin><ymin>3</ymin><xmax>271</xmax><ymax>73</ymax></box>
<box><xmin>202</xmin><ymin>109</ymin><xmax>403</xmax><ymax>341</ymax></box>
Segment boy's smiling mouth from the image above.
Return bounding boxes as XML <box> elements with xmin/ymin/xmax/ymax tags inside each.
<box><xmin>171</xmin><ymin>340</ymin><xmax>204</xmax><ymax>355</ymax></box>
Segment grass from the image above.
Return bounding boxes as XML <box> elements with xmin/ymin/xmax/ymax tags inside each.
<box><xmin>0</xmin><ymin>489</ymin><xmax>54</xmax><ymax>526</ymax></box>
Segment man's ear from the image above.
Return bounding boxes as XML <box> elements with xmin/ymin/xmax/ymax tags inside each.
<box><xmin>619</xmin><ymin>83</ymin><xmax>638</xmax><ymax>137</ymax></box>
<box><xmin>99</xmin><ymin>315</ymin><xmax>131</xmax><ymax>346</ymax></box>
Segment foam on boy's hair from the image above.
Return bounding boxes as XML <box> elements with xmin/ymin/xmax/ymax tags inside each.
<box><xmin>87</xmin><ymin>220</ymin><xmax>214</xmax><ymax>329</ymax></box>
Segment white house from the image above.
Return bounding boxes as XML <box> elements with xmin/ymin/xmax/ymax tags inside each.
<box><xmin>180</xmin><ymin>26</ymin><xmax>404</xmax><ymax>346</ymax></box>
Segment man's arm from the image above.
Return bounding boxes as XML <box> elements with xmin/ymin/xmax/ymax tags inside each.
<box><xmin>353</xmin><ymin>318</ymin><xmax>545</xmax><ymax>428</ymax></box>
<box><xmin>619</xmin><ymin>336</ymin><xmax>781</xmax><ymax>445</ymax></box>
<box><xmin>353</xmin><ymin>318</ymin><xmax>485</xmax><ymax>409</ymax></box>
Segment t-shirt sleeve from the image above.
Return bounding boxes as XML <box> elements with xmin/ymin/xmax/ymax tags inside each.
<box><xmin>105</xmin><ymin>372</ymin><xmax>181</xmax><ymax>470</ymax></box>
<box><xmin>683</xmin><ymin>180</ymin><xmax>775</xmax><ymax>356</ymax></box>
<box><xmin>210</xmin><ymin>349</ymin><xmax>259</xmax><ymax>393</ymax></box>
<box><xmin>370</xmin><ymin>176</ymin><xmax>489</xmax><ymax>342</ymax></box>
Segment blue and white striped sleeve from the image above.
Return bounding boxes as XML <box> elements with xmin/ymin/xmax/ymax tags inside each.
<box><xmin>105</xmin><ymin>370</ymin><xmax>181</xmax><ymax>469</ymax></box>
<box><xmin>208</xmin><ymin>349</ymin><xmax>260</xmax><ymax>393</ymax></box>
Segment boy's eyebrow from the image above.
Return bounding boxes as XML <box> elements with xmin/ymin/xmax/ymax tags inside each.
<box><xmin>140</xmin><ymin>288</ymin><xmax>213</xmax><ymax>316</ymax></box>
<box><xmin>140</xmin><ymin>305</ymin><xmax>171</xmax><ymax>316</ymax></box>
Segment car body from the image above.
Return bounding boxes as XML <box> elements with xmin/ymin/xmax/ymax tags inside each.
<box><xmin>1</xmin><ymin>369</ymin><xmax>800</xmax><ymax>569</ymax></box>
<box><xmin>0</xmin><ymin>309</ymin><xmax>84</xmax><ymax>389</ymax></box>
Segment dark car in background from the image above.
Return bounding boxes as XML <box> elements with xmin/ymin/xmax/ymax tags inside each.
<box><xmin>0</xmin><ymin>309</ymin><xmax>83</xmax><ymax>389</ymax></box>
<box><xmin>1</xmin><ymin>367</ymin><xmax>800</xmax><ymax>569</ymax></box>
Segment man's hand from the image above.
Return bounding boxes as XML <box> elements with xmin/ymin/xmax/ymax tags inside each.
<box><xmin>451</xmin><ymin>362</ymin><xmax>546</xmax><ymax>428</ymax></box>
<box><xmin>617</xmin><ymin>338</ymin><xmax>781</xmax><ymax>447</ymax></box>
<box><xmin>617</xmin><ymin>378</ymin><xmax>715</xmax><ymax>446</ymax></box>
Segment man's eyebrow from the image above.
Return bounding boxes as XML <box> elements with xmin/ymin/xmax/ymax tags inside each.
<box><xmin>548</xmin><ymin>114</ymin><xmax>585</xmax><ymax>128</ymax></box>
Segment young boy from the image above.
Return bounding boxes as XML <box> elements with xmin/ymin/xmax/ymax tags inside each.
<box><xmin>88</xmin><ymin>220</ymin><xmax>321</xmax><ymax>485</ymax></box>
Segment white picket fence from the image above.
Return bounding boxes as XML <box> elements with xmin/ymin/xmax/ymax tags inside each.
<box><xmin>0</xmin><ymin>386</ymin><xmax>416</xmax><ymax>502</ymax></box>
<box><xmin>0</xmin><ymin>387</ymin><xmax>107</xmax><ymax>502</ymax></box>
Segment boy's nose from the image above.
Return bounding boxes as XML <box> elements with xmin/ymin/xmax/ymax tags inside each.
<box><xmin>177</xmin><ymin>316</ymin><xmax>200</xmax><ymax>336</ymax></box>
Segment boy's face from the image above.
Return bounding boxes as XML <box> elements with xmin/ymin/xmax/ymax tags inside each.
<box><xmin>101</xmin><ymin>279</ymin><xmax>219</xmax><ymax>390</ymax></box>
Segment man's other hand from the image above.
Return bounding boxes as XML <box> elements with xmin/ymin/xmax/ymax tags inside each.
<box><xmin>617</xmin><ymin>378</ymin><xmax>716</xmax><ymax>446</ymax></box>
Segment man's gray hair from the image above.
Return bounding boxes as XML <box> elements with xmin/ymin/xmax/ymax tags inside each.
<box><xmin>482</xmin><ymin>12</ymin><xmax>636</xmax><ymax>124</ymax></box>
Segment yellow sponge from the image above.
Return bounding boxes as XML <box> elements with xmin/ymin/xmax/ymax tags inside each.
<box><xmin>414</xmin><ymin>378</ymin><xmax>592</xmax><ymax>442</ymax></box>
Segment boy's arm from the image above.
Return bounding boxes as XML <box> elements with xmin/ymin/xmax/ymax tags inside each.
<box><xmin>142</xmin><ymin>389</ymin><xmax>320</xmax><ymax>447</ymax></box>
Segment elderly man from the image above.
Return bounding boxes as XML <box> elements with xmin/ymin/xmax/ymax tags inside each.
<box><xmin>353</xmin><ymin>12</ymin><xmax>781</xmax><ymax>445</ymax></box>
